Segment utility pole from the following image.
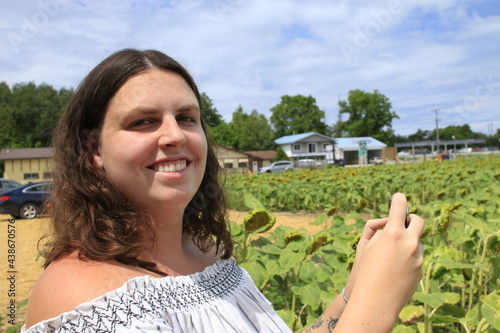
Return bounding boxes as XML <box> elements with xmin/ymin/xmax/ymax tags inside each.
<box><xmin>432</xmin><ymin>109</ymin><xmax>439</xmax><ymax>152</ymax></box>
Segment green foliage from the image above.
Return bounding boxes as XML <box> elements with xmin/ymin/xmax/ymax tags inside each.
<box><xmin>229</xmin><ymin>106</ymin><xmax>275</xmax><ymax>151</ymax></box>
<box><xmin>200</xmin><ymin>92</ymin><xmax>224</xmax><ymax>127</ymax></box>
<box><xmin>485</xmin><ymin>128</ymin><xmax>500</xmax><ymax>148</ymax></box>
<box><xmin>273</xmin><ymin>146</ymin><xmax>289</xmax><ymax>162</ymax></box>
<box><xmin>228</xmin><ymin>157</ymin><xmax>500</xmax><ymax>332</ymax></box>
<box><xmin>0</xmin><ymin>81</ymin><xmax>72</xmax><ymax>148</ymax></box>
<box><xmin>433</xmin><ymin>124</ymin><xmax>482</xmax><ymax>141</ymax></box>
<box><xmin>396</xmin><ymin>124</ymin><xmax>495</xmax><ymax>149</ymax></box>
<box><xmin>335</xmin><ymin>89</ymin><xmax>398</xmax><ymax>144</ymax></box>
<box><xmin>210</xmin><ymin>122</ymin><xmax>235</xmax><ymax>148</ymax></box>
<box><xmin>7</xmin><ymin>325</ymin><xmax>22</xmax><ymax>333</ymax></box>
<box><xmin>211</xmin><ymin>105</ymin><xmax>275</xmax><ymax>151</ymax></box>
<box><xmin>270</xmin><ymin>95</ymin><xmax>328</xmax><ymax>138</ymax></box>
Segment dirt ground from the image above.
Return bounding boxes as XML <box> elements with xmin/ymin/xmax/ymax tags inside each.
<box><xmin>0</xmin><ymin>215</ymin><xmax>48</xmax><ymax>331</ymax></box>
<box><xmin>0</xmin><ymin>210</ymin><xmax>327</xmax><ymax>330</ymax></box>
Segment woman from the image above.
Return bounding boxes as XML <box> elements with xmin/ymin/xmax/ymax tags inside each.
<box><xmin>23</xmin><ymin>49</ymin><xmax>424</xmax><ymax>332</ymax></box>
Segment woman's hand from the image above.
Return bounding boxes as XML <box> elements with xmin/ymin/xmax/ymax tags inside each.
<box><xmin>347</xmin><ymin>193</ymin><xmax>424</xmax><ymax>320</ymax></box>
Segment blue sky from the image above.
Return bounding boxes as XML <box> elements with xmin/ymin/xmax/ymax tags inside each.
<box><xmin>1</xmin><ymin>0</ymin><xmax>499</xmax><ymax>136</ymax></box>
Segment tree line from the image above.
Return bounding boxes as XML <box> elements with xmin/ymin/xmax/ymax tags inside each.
<box><xmin>0</xmin><ymin>82</ymin><xmax>72</xmax><ymax>148</ymax></box>
<box><xmin>1</xmin><ymin>81</ymin><xmax>498</xmax><ymax>153</ymax></box>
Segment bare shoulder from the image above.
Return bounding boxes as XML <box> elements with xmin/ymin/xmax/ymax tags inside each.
<box><xmin>24</xmin><ymin>252</ymin><xmax>145</xmax><ymax>328</ymax></box>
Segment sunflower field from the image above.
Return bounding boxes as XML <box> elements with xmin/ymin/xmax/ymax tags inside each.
<box><xmin>226</xmin><ymin>156</ymin><xmax>500</xmax><ymax>332</ymax></box>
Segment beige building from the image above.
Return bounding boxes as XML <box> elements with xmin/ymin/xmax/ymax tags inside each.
<box><xmin>214</xmin><ymin>146</ymin><xmax>252</xmax><ymax>173</ymax></box>
<box><xmin>0</xmin><ymin>148</ymin><xmax>54</xmax><ymax>184</ymax></box>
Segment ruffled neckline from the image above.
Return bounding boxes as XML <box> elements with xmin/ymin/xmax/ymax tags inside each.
<box><xmin>24</xmin><ymin>258</ymin><xmax>245</xmax><ymax>331</ymax></box>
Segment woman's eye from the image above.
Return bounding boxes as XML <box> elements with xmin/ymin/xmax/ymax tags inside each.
<box><xmin>177</xmin><ymin>115</ymin><xmax>196</xmax><ymax>123</ymax></box>
<box><xmin>130</xmin><ymin>119</ymin><xmax>156</xmax><ymax>128</ymax></box>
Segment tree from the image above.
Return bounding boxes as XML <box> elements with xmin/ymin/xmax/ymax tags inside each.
<box><xmin>407</xmin><ymin>129</ymin><xmax>431</xmax><ymax>142</ymax></box>
<box><xmin>435</xmin><ymin>124</ymin><xmax>483</xmax><ymax>141</ymax></box>
<box><xmin>228</xmin><ymin>106</ymin><xmax>274</xmax><ymax>151</ymax></box>
<box><xmin>270</xmin><ymin>95</ymin><xmax>328</xmax><ymax>138</ymax></box>
<box><xmin>200</xmin><ymin>92</ymin><xmax>224</xmax><ymax>127</ymax></box>
<box><xmin>210</xmin><ymin>122</ymin><xmax>236</xmax><ymax>148</ymax></box>
<box><xmin>335</xmin><ymin>89</ymin><xmax>399</xmax><ymax>144</ymax></box>
<box><xmin>485</xmin><ymin>128</ymin><xmax>500</xmax><ymax>148</ymax></box>
<box><xmin>273</xmin><ymin>146</ymin><xmax>289</xmax><ymax>162</ymax></box>
<box><xmin>0</xmin><ymin>82</ymin><xmax>15</xmax><ymax>148</ymax></box>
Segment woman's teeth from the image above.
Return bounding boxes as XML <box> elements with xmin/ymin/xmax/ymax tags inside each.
<box><xmin>154</xmin><ymin>162</ymin><xmax>187</xmax><ymax>172</ymax></box>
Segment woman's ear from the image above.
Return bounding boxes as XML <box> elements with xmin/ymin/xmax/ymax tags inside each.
<box><xmin>83</xmin><ymin>129</ymin><xmax>104</xmax><ymax>169</ymax></box>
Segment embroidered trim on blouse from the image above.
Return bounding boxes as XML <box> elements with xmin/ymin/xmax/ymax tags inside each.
<box><xmin>25</xmin><ymin>259</ymin><xmax>247</xmax><ymax>332</ymax></box>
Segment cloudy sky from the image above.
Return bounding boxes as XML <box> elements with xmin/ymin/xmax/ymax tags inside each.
<box><xmin>1</xmin><ymin>0</ymin><xmax>499</xmax><ymax>136</ymax></box>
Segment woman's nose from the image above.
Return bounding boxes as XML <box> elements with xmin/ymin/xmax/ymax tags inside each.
<box><xmin>158</xmin><ymin>118</ymin><xmax>186</xmax><ymax>148</ymax></box>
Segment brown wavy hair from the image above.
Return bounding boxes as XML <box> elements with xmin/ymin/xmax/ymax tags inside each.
<box><xmin>44</xmin><ymin>49</ymin><xmax>233</xmax><ymax>271</ymax></box>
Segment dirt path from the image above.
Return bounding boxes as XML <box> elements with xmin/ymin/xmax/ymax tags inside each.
<box><xmin>0</xmin><ymin>210</ymin><xmax>329</xmax><ymax>330</ymax></box>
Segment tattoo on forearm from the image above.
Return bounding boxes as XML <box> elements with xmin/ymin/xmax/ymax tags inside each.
<box><xmin>305</xmin><ymin>315</ymin><xmax>338</xmax><ymax>332</ymax></box>
<box><xmin>327</xmin><ymin>317</ymin><xmax>339</xmax><ymax>332</ymax></box>
<box><xmin>311</xmin><ymin>317</ymin><xmax>323</xmax><ymax>329</ymax></box>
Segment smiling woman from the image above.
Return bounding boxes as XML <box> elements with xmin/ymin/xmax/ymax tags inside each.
<box><xmin>22</xmin><ymin>49</ymin><xmax>425</xmax><ymax>333</ymax></box>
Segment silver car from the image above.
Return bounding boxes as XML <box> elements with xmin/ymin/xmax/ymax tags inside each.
<box><xmin>258</xmin><ymin>161</ymin><xmax>295</xmax><ymax>174</ymax></box>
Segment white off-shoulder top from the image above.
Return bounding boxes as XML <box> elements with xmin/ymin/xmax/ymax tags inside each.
<box><xmin>22</xmin><ymin>258</ymin><xmax>292</xmax><ymax>332</ymax></box>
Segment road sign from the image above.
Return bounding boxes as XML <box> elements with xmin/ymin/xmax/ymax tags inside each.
<box><xmin>359</xmin><ymin>140</ymin><xmax>367</xmax><ymax>157</ymax></box>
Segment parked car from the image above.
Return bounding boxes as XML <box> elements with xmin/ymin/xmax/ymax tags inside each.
<box><xmin>297</xmin><ymin>159</ymin><xmax>324</xmax><ymax>169</ymax></box>
<box><xmin>258</xmin><ymin>161</ymin><xmax>295</xmax><ymax>174</ymax></box>
<box><xmin>333</xmin><ymin>159</ymin><xmax>345</xmax><ymax>167</ymax></box>
<box><xmin>369</xmin><ymin>156</ymin><xmax>383</xmax><ymax>165</ymax></box>
<box><xmin>0</xmin><ymin>182</ymin><xmax>52</xmax><ymax>219</ymax></box>
<box><xmin>0</xmin><ymin>178</ymin><xmax>22</xmax><ymax>194</ymax></box>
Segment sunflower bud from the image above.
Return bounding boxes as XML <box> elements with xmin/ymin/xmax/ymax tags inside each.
<box><xmin>307</xmin><ymin>233</ymin><xmax>334</xmax><ymax>254</ymax></box>
<box><xmin>284</xmin><ymin>231</ymin><xmax>303</xmax><ymax>244</ymax></box>
<box><xmin>243</xmin><ymin>209</ymin><xmax>276</xmax><ymax>233</ymax></box>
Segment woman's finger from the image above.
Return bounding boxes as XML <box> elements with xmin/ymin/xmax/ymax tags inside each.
<box><xmin>387</xmin><ymin>192</ymin><xmax>408</xmax><ymax>230</ymax></box>
<box><xmin>360</xmin><ymin>218</ymin><xmax>388</xmax><ymax>243</ymax></box>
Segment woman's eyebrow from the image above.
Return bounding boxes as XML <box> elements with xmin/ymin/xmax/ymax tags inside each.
<box><xmin>121</xmin><ymin>107</ymin><xmax>159</xmax><ymax>116</ymax></box>
<box><xmin>177</xmin><ymin>103</ymin><xmax>201</xmax><ymax>113</ymax></box>
<box><xmin>117</xmin><ymin>103</ymin><xmax>201</xmax><ymax>122</ymax></box>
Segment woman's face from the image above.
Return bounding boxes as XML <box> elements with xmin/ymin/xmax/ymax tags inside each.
<box><xmin>91</xmin><ymin>69</ymin><xmax>208</xmax><ymax>214</ymax></box>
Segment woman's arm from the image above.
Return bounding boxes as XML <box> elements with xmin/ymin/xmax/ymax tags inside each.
<box><xmin>300</xmin><ymin>193</ymin><xmax>424</xmax><ymax>332</ymax></box>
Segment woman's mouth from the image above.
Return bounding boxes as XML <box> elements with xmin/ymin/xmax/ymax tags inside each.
<box><xmin>151</xmin><ymin>160</ymin><xmax>188</xmax><ymax>172</ymax></box>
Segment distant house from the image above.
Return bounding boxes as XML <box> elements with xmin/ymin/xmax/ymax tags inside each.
<box><xmin>275</xmin><ymin>132</ymin><xmax>335</xmax><ymax>162</ymax></box>
<box><xmin>244</xmin><ymin>150</ymin><xmax>276</xmax><ymax>173</ymax></box>
<box><xmin>0</xmin><ymin>147</ymin><xmax>54</xmax><ymax>183</ymax></box>
<box><xmin>333</xmin><ymin>137</ymin><xmax>387</xmax><ymax>165</ymax></box>
<box><xmin>213</xmin><ymin>146</ymin><xmax>256</xmax><ymax>173</ymax></box>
